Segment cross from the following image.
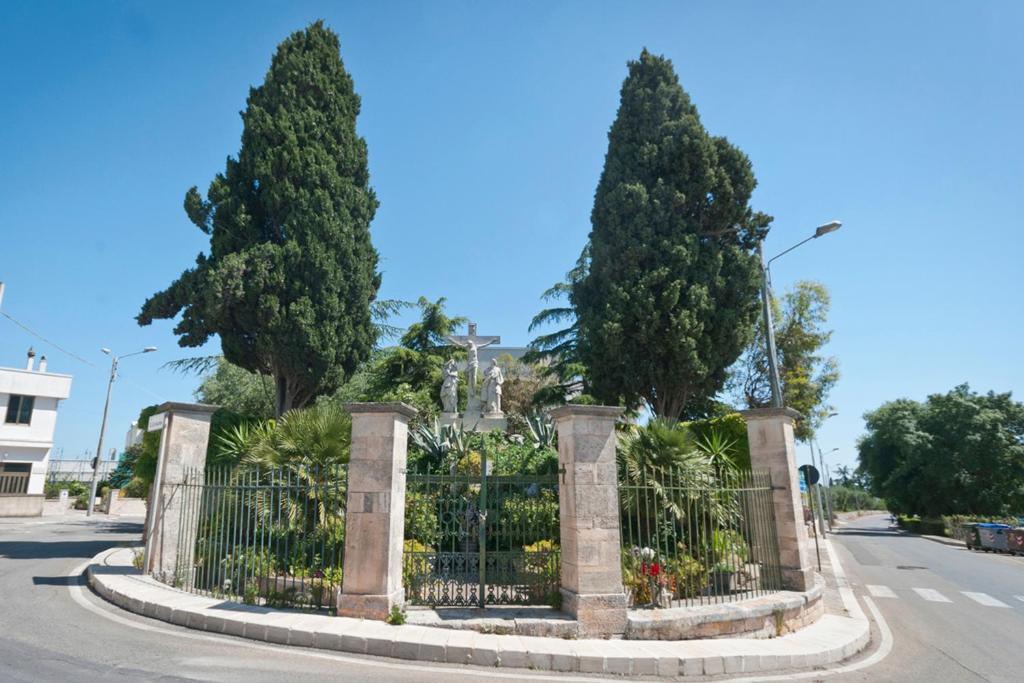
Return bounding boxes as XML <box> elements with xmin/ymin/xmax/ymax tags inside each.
<box><xmin>445</xmin><ymin>322</ymin><xmax>500</xmax><ymax>398</ymax></box>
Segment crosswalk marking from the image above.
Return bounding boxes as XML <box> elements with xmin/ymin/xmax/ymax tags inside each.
<box><xmin>962</xmin><ymin>592</ymin><xmax>1010</xmax><ymax>608</ymax></box>
<box><xmin>913</xmin><ymin>588</ymin><xmax>952</xmax><ymax>603</ymax></box>
<box><xmin>867</xmin><ymin>584</ymin><xmax>898</xmax><ymax>598</ymax></box>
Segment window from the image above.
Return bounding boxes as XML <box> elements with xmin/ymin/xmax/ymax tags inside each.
<box><xmin>4</xmin><ymin>395</ymin><xmax>34</xmax><ymax>425</ymax></box>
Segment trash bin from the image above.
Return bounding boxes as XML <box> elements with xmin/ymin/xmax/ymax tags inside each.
<box><xmin>961</xmin><ymin>523</ymin><xmax>981</xmax><ymax>550</ymax></box>
<box><xmin>976</xmin><ymin>523</ymin><xmax>1011</xmax><ymax>552</ymax></box>
<box><xmin>1006</xmin><ymin>528</ymin><xmax>1024</xmax><ymax>555</ymax></box>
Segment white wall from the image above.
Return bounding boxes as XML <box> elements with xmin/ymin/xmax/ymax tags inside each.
<box><xmin>0</xmin><ymin>366</ymin><xmax>73</xmax><ymax>496</ymax></box>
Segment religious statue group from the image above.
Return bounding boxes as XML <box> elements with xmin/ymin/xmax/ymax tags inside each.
<box><xmin>442</xmin><ymin>326</ymin><xmax>505</xmax><ymax>417</ymax></box>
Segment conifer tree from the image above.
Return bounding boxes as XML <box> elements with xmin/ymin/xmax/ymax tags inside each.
<box><xmin>138</xmin><ymin>22</ymin><xmax>380</xmax><ymax>416</ymax></box>
<box><xmin>573</xmin><ymin>50</ymin><xmax>770</xmax><ymax>419</ymax></box>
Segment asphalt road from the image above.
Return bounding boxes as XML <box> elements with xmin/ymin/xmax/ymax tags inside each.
<box><xmin>0</xmin><ymin>514</ymin><xmax>557</xmax><ymax>682</ymax></box>
<box><xmin>829</xmin><ymin>513</ymin><xmax>1024</xmax><ymax>683</ymax></box>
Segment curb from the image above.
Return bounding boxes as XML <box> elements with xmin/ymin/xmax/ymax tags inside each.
<box><xmin>87</xmin><ymin>547</ymin><xmax>870</xmax><ymax>676</ymax></box>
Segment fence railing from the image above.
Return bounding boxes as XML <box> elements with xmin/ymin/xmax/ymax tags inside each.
<box><xmin>619</xmin><ymin>467</ymin><xmax>783</xmax><ymax>608</ymax></box>
<box><xmin>0</xmin><ymin>471</ymin><xmax>30</xmax><ymax>495</ymax></box>
<box><xmin>172</xmin><ymin>464</ymin><xmax>347</xmax><ymax>611</ymax></box>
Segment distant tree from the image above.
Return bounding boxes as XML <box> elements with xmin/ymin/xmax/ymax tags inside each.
<box><xmin>572</xmin><ymin>50</ymin><xmax>770</xmax><ymax>419</ymax></box>
<box><xmin>525</xmin><ymin>245</ymin><xmax>590</xmax><ymax>405</ymax></box>
<box><xmin>137</xmin><ymin>22</ymin><xmax>381</xmax><ymax>416</ymax></box>
<box><xmin>730</xmin><ymin>281</ymin><xmax>839</xmax><ymax>440</ymax></box>
<box><xmin>858</xmin><ymin>385</ymin><xmax>1024</xmax><ymax>516</ymax></box>
<box><xmin>195</xmin><ymin>357</ymin><xmax>275</xmax><ymax>420</ymax></box>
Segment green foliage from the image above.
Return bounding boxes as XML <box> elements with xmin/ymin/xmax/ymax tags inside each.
<box><xmin>501</xmin><ymin>490</ymin><xmax>560</xmax><ymax>545</ymax></box>
<box><xmin>730</xmin><ymin>281</ymin><xmax>839</xmax><ymax>440</ymax></box>
<box><xmin>828</xmin><ymin>485</ymin><xmax>885</xmax><ymax>512</ymax></box>
<box><xmin>385</xmin><ymin>604</ymin><xmax>407</xmax><ymax>625</ymax></box>
<box><xmin>525</xmin><ymin>412</ymin><xmax>556</xmax><ymax>450</ymax></box>
<box><xmin>404</xmin><ymin>492</ymin><xmax>440</xmax><ymax>547</ymax></box>
<box><xmin>195</xmin><ymin>357</ymin><xmax>276</xmax><ymax>419</ymax></box>
<box><xmin>215</xmin><ymin>402</ymin><xmax>351</xmax><ymax>470</ymax></box>
<box><xmin>45</xmin><ymin>480</ymin><xmax>88</xmax><ymax>499</ymax></box>
<box><xmin>710</xmin><ymin>529</ymin><xmax>749</xmax><ymax>570</ymax></box>
<box><xmin>858</xmin><ymin>384</ymin><xmax>1024</xmax><ymax>516</ymax></box>
<box><xmin>137</xmin><ymin>22</ymin><xmax>381</xmax><ymax>416</ymax></box>
<box><xmin>573</xmin><ymin>50</ymin><xmax>769</xmax><ymax>419</ymax></box>
<box><xmin>131</xmin><ymin>404</ymin><xmax>162</xmax><ymax>490</ymax></box>
<box><xmin>685</xmin><ymin>413</ymin><xmax>750</xmax><ymax>471</ymax></box>
<box><xmin>108</xmin><ymin>445</ymin><xmax>141</xmax><ymax>489</ymax></box>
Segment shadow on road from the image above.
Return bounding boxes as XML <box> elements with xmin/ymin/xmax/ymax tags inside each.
<box><xmin>833</xmin><ymin>528</ymin><xmax>903</xmax><ymax>538</ymax></box>
<box><xmin>0</xmin><ymin>539</ymin><xmax>131</xmax><ymax>561</ymax></box>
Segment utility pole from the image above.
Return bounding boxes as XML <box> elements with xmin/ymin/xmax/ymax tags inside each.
<box><xmin>757</xmin><ymin>243</ymin><xmax>784</xmax><ymax>408</ymax></box>
<box><xmin>86</xmin><ymin>346</ymin><xmax>156</xmax><ymax>516</ymax></box>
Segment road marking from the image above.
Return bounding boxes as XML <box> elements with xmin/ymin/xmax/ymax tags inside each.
<box><xmin>962</xmin><ymin>591</ymin><xmax>1010</xmax><ymax>608</ymax></box>
<box><xmin>913</xmin><ymin>588</ymin><xmax>952</xmax><ymax>603</ymax></box>
<box><xmin>866</xmin><ymin>584</ymin><xmax>897</xmax><ymax>598</ymax></box>
<box><xmin>1015</xmin><ymin>595</ymin><xmax>1024</xmax><ymax>604</ymax></box>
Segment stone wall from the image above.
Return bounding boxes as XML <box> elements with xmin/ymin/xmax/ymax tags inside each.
<box><xmin>0</xmin><ymin>494</ymin><xmax>43</xmax><ymax>517</ymax></box>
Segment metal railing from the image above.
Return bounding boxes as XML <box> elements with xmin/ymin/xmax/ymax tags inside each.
<box><xmin>0</xmin><ymin>471</ymin><xmax>30</xmax><ymax>495</ymax></box>
<box><xmin>619</xmin><ymin>467</ymin><xmax>783</xmax><ymax>608</ymax></box>
<box><xmin>173</xmin><ymin>464</ymin><xmax>347</xmax><ymax>611</ymax></box>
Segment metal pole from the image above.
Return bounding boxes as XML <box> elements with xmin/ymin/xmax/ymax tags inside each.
<box><xmin>758</xmin><ymin>242</ymin><xmax>784</xmax><ymax>409</ymax></box>
<box><xmin>817</xmin><ymin>444</ymin><xmax>835</xmax><ymax>531</ymax></box>
<box><xmin>87</xmin><ymin>356</ymin><xmax>117</xmax><ymax>516</ymax></box>
<box><xmin>809</xmin><ymin>443</ymin><xmax>827</xmax><ymax>537</ymax></box>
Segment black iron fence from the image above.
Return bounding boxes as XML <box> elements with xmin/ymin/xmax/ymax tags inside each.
<box><xmin>173</xmin><ymin>464</ymin><xmax>347</xmax><ymax>611</ymax></box>
<box><xmin>619</xmin><ymin>467</ymin><xmax>783</xmax><ymax>608</ymax></box>
<box><xmin>403</xmin><ymin>449</ymin><xmax>561</xmax><ymax>608</ymax></box>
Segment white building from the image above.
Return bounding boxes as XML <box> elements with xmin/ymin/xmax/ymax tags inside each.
<box><xmin>0</xmin><ymin>349</ymin><xmax>73</xmax><ymax>516</ymax></box>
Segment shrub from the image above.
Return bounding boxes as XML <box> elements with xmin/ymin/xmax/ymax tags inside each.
<box><xmin>405</xmin><ymin>491</ymin><xmax>440</xmax><ymax>547</ymax></box>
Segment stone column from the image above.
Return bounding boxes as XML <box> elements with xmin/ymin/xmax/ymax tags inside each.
<box><xmin>143</xmin><ymin>402</ymin><xmax>218</xmax><ymax>583</ymax></box>
<box><xmin>550</xmin><ymin>405</ymin><xmax>627</xmax><ymax>637</ymax></box>
<box><xmin>741</xmin><ymin>407</ymin><xmax>814</xmax><ymax>591</ymax></box>
<box><xmin>338</xmin><ymin>402</ymin><xmax>417</xmax><ymax>620</ymax></box>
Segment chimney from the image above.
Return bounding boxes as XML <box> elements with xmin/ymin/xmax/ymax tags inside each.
<box><xmin>26</xmin><ymin>347</ymin><xmax>36</xmax><ymax>371</ymax></box>
<box><xmin>38</xmin><ymin>356</ymin><xmax>48</xmax><ymax>373</ymax></box>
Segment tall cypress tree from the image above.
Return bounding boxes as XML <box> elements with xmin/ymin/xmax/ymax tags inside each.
<box><xmin>138</xmin><ymin>22</ymin><xmax>380</xmax><ymax>416</ymax></box>
<box><xmin>573</xmin><ymin>50</ymin><xmax>770</xmax><ymax>419</ymax></box>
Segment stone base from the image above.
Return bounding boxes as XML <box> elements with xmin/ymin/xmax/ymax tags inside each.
<box><xmin>460</xmin><ymin>415</ymin><xmax>507</xmax><ymax>432</ymax></box>
<box><xmin>561</xmin><ymin>589</ymin><xmax>628</xmax><ymax>637</ymax></box>
<box><xmin>337</xmin><ymin>589</ymin><xmax>404</xmax><ymax>621</ymax></box>
<box><xmin>438</xmin><ymin>413</ymin><xmax>460</xmax><ymax>427</ymax></box>
<box><xmin>781</xmin><ymin>565</ymin><xmax>815</xmax><ymax>592</ymax></box>
<box><xmin>0</xmin><ymin>495</ymin><xmax>43</xmax><ymax>517</ymax></box>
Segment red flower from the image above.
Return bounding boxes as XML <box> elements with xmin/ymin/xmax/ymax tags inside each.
<box><xmin>650</xmin><ymin>563</ymin><xmax>661</xmax><ymax>577</ymax></box>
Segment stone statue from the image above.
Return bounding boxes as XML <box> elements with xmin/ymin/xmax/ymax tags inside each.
<box><xmin>445</xmin><ymin>324</ymin><xmax>499</xmax><ymax>398</ymax></box>
<box><xmin>440</xmin><ymin>358</ymin><xmax>459</xmax><ymax>414</ymax></box>
<box><xmin>481</xmin><ymin>358</ymin><xmax>505</xmax><ymax>416</ymax></box>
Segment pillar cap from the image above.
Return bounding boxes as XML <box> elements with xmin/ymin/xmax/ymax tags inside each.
<box><xmin>153</xmin><ymin>401</ymin><xmax>220</xmax><ymax>416</ymax></box>
<box><xmin>344</xmin><ymin>401</ymin><xmax>419</xmax><ymax>419</ymax></box>
<box><xmin>740</xmin><ymin>407</ymin><xmax>802</xmax><ymax>422</ymax></box>
<box><xmin>549</xmin><ymin>404</ymin><xmax>624</xmax><ymax>421</ymax></box>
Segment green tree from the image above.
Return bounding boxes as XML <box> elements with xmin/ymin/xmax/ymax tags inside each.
<box><xmin>858</xmin><ymin>385</ymin><xmax>1024</xmax><ymax>516</ymax></box>
<box><xmin>730</xmin><ymin>281</ymin><xmax>839</xmax><ymax>440</ymax></box>
<box><xmin>137</xmin><ymin>22</ymin><xmax>381</xmax><ymax>416</ymax></box>
<box><xmin>573</xmin><ymin>50</ymin><xmax>770</xmax><ymax>419</ymax></box>
<box><xmin>195</xmin><ymin>357</ymin><xmax>276</xmax><ymax>419</ymax></box>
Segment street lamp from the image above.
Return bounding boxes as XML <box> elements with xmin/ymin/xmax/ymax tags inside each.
<box><xmin>86</xmin><ymin>346</ymin><xmax>157</xmax><ymax>516</ymax></box>
<box><xmin>759</xmin><ymin>221</ymin><xmax>843</xmax><ymax>408</ymax></box>
<box><xmin>811</xmin><ymin>411</ymin><xmax>840</xmax><ymax>532</ymax></box>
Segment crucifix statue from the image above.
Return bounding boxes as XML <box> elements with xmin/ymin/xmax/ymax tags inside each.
<box><xmin>445</xmin><ymin>322</ymin><xmax>500</xmax><ymax>403</ymax></box>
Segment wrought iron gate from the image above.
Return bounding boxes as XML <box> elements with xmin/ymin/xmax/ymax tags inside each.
<box><xmin>404</xmin><ymin>449</ymin><xmax>560</xmax><ymax>607</ymax></box>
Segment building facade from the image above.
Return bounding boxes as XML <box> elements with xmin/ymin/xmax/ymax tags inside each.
<box><xmin>0</xmin><ymin>349</ymin><xmax>73</xmax><ymax>516</ymax></box>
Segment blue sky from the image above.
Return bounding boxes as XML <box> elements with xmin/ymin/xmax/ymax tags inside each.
<box><xmin>1</xmin><ymin>1</ymin><xmax>1021</xmax><ymax>474</ymax></box>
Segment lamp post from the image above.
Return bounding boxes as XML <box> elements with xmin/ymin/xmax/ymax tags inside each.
<box><xmin>86</xmin><ymin>346</ymin><xmax>157</xmax><ymax>516</ymax></box>
<box><xmin>809</xmin><ymin>411</ymin><xmax>839</xmax><ymax>533</ymax></box>
<box><xmin>760</xmin><ymin>221</ymin><xmax>842</xmax><ymax>408</ymax></box>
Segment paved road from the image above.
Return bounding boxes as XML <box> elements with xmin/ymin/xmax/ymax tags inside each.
<box><xmin>830</xmin><ymin>513</ymin><xmax>1024</xmax><ymax>683</ymax></box>
<box><xmin>0</xmin><ymin>514</ymin><xmax>548</xmax><ymax>682</ymax></box>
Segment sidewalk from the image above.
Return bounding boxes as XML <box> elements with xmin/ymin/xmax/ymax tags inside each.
<box><xmin>88</xmin><ymin>547</ymin><xmax>870</xmax><ymax>676</ymax></box>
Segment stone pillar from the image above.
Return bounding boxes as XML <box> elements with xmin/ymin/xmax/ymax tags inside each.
<box><xmin>550</xmin><ymin>405</ymin><xmax>627</xmax><ymax>637</ymax></box>
<box><xmin>741</xmin><ymin>407</ymin><xmax>814</xmax><ymax>591</ymax></box>
<box><xmin>338</xmin><ymin>402</ymin><xmax>417</xmax><ymax>620</ymax></box>
<box><xmin>103</xmin><ymin>488</ymin><xmax>121</xmax><ymax>515</ymax></box>
<box><xmin>143</xmin><ymin>402</ymin><xmax>218</xmax><ymax>583</ymax></box>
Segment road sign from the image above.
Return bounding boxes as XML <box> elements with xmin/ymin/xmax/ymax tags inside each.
<box><xmin>799</xmin><ymin>471</ymin><xmax>807</xmax><ymax>492</ymax></box>
<box><xmin>799</xmin><ymin>464</ymin><xmax>820</xmax><ymax>486</ymax></box>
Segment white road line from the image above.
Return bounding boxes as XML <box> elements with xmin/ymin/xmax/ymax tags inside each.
<box><xmin>866</xmin><ymin>584</ymin><xmax>898</xmax><ymax>598</ymax></box>
<box><xmin>1014</xmin><ymin>595</ymin><xmax>1024</xmax><ymax>604</ymax></box>
<box><xmin>962</xmin><ymin>591</ymin><xmax>1010</xmax><ymax>608</ymax></box>
<box><xmin>912</xmin><ymin>588</ymin><xmax>952</xmax><ymax>603</ymax></box>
